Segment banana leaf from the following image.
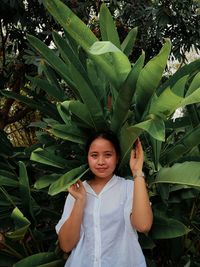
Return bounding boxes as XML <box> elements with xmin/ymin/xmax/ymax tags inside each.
<box><xmin>6</xmin><ymin>207</ymin><xmax>30</xmax><ymax>240</ymax></box>
<box><xmin>133</xmin><ymin>116</ymin><xmax>165</xmax><ymax>141</ymax></box>
<box><xmin>86</xmin><ymin>59</ymin><xmax>107</xmax><ymax>104</ymax></box>
<box><xmin>31</xmin><ymin>148</ymin><xmax>68</xmax><ymax>168</ymax></box>
<box><xmin>121</xmin><ymin>27</ymin><xmax>138</xmax><ymax>57</ymax></box>
<box><xmin>99</xmin><ymin>3</ymin><xmax>121</xmax><ymax>49</ymax></box>
<box><xmin>43</xmin><ymin>0</ymin><xmax>97</xmax><ymax>50</ymax></box>
<box><xmin>111</xmin><ymin>52</ymin><xmax>145</xmax><ymax>132</ymax></box>
<box><xmin>18</xmin><ymin>162</ymin><xmax>34</xmax><ymax>220</ymax></box>
<box><xmin>119</xmin><ymin>116</ymin><xmax>165</xmax><ymax>169</ymax></box>
<box><xmin>13</xmin><ymin>252</ymin><xmax>63</xmax><ymax>267</ymax></box>
<box><xmin>89</xmin><ymin>41</ymin><xmax>131</xmax><ymax>88</ymax></box>
<box><xmin>153</xmin><ymin>161</ymin><xmax>200</xmax><ymax>188</ymax></box>
<box><xmin>186</xmin><ymin>72</ymin><xmax>200</xmax><ymax>96</ymax></box>
<box><xmin>50</xmin><ymin>123</ymin><xmax>87</xmax><ymax>144</ymax></box>
<box><xmin>149</xmin><ymin>87</ymin><xmax>182</xmax><ymax>117</ymax></box>
<box><xmin>34</xmin><ymin>174</ymin><xmax>61</xmax><ymax>189</ymax></box>
<box><xmin>149</xmin><ymin>83</ymin><xmax>200</xmax><ymax>118</ymax></box>
<box><xmin>160</xmin><ymin>126</ymin><xmax>200</xmax><ymax>164</ymax></box>
<box><xmin>119</xmin><ymin>125</ymin><xmax>142</xmax><ymax>170</ymax></box>
<box><xmin>43</xmin><ymin>0</ymin><xmax>125</xmax><ymax>89</ymax></box>
<box><xmin>150</xmin><ymin>137</ymin><xmax>162</xmax><ymax>171</ymax></box>
<box><xmin>136</xmin><ymin>39</ymin><xmax>171</xmax><ymax>117</ymax></box>
<box><xmin>28</xmin><ymin>76</ymin><xmax>66</xmax><ymax>102</ymax></box>
<box><xmin>51</xmin><ymin>34</ymin><xmax>106</xmax><ymax>129</ymax></box>
<box><xmin>0</xmin><ymin>176</ymin><xmax>19</xmax><ymax>187</ymax></box>
<box><xmin>42</xmin><ymin>63</ymin><xmax>65</xmax><ymax>96</ymax></box>
<box><xmin>48</xmin><ymin>164</ymin><xmax>89</xmax><ymax>195</ymax></box>
<box><xmin>27</xmin><ymin>34</ymin><xmax>80</xmax><ymax>97</ymax></box>
<box><xmin>58</xmin><ymin>101</ymin><xmax>94</xmax><ymax>128</ymax></box>
<box><xmin>151</xmin><ymin>214</ymin><xmax>190</xmax><ymax>239</ymax></box>
<box><xmin>171</xmin><ymin>75</ymin><xmax>188</xmax><ymax>97</ymax></box>
<box><xmin>1</xmin><ymin>89</ymin><xmax>60</xmax><ymax>120</ymax></box>
<box><xmin>52</xmin><ymin>31</ymin><xmax>91</xmax><ymax>86</ymax></box>
<box><xmin>157</xmin><ymin>58</ymin><xmax>200</xmax><ymax>95</ymax></box>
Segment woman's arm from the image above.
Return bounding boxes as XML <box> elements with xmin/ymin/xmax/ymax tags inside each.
<box><xmin>58</xmin><ymin>180</ymin><xmax>86</xmax><ymax>253</ymax></box>
<box><xmin>129</xmin><ymin>139</ymin><xmax>153</xmax><ymax>233</ymax></box>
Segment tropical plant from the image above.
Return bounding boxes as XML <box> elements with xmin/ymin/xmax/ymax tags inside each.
<box><xmin>0</xmin><ymin>0</ymin><xmax>200</xmax><ymax>266</ymax></box>
<box><xmin>0</xmin><ymin>129</ymin><xmax>67</xmax><ymax>266</ymax></box>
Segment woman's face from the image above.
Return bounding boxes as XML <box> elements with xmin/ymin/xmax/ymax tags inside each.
<box><xmin>87</xmin><ymin>137</ymin><xmax>118</xmax><ymax>180</ymax></box>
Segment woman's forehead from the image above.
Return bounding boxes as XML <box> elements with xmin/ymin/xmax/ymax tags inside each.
<box><xmin>89</xmin><ymin>137</ymin><xmax>115</xmax><ymax>151</ymax></box>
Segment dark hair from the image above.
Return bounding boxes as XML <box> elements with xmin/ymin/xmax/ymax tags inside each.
<box><xmin>85</xmin><ymin>129</ymin><xmax>121</xmax><ymax>172</ymax></box>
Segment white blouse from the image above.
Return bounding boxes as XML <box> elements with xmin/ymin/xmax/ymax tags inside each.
<box><xmin>56</xmin><ymin>175</ymin><xmax>147</xmax><ymax>267</ymax></box>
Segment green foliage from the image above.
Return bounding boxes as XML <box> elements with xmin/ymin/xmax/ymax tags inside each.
<box><xmin>0</xmin><ymin>0</ymin><xmax>200</xmax><ymax>266</ymax></box>
<box><xmin>0</xmin><ymin>130</ymin><xmax>66</xmax><ymax>266</ymax></box>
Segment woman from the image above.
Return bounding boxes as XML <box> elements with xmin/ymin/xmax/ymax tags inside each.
<box><xmin>56</xmin><ymin>130</ymin><xmax>153</xmax><ymax>267</ymax></box>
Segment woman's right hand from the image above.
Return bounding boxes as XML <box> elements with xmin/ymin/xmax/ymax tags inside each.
<box><xmin>68</xmin><ymin>180</ymin><xmax>86</xmax><ymax>202</ymax></box>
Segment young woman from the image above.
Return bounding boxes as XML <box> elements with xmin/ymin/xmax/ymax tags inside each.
<box><xmin>56</xmin><ymin>130</ymin><xmax>153</xmax><ymax>267</ymax></box>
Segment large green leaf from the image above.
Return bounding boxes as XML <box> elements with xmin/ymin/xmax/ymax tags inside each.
<box><xmin>1</xmin><ymin>90</ymin><xmax>59</xmax><ymax>120</ymax></box>
<box><xmin>86</xmin><ymin>59</ymin><xmax>107</xmax><ymax>103</ymax></box>
<box><xmin>51</xmin><ymin>33</ymin><xmax>106</xmax><ymax>130</ymax></box>
<box><xmin>136</xmin><ymin>39</ymin><xmax>171</xmax><ymax>117</ymax></box>
<box><xmin>157</xmin><ymin>58</ymin><xmax>200</xmax><ymax>95</ymax></box>
<box><xmin>18</xmin><ymin>162</ymin><xmax>33</xmax><ymax>219</ymax></box>
<box><xmin>31</xmin><ymin>148</ymin><xmax>68</xmax><ymax>168</ymax></box>
<box><xmin>27</xmin><ymin>35</ymin><xmax>78</xmax><ymax>95</ymax></box>
<box><xmin>161</xmin><ymin>126</ymin><xmax>200</xmax><ymax>164</ymax></box>
<box><xmin>154</xmin><ymin>162</ymin><xmax>200</xmax><ymax>188</ymax></box>
<box><xmin>119</xmin><ymin>116</ymin><xmax>165</xmax><ymax>169</ymax></box>
<box><xmin>99</xmin><ymin>3</ymin><xmax>121</xmax><ymax>49</ymax></box>
<box><xmin>121</xmin><ymin>27</ymin><xmax>138</xmax><ymax>57</ymax></box>
<box><xmin>42</xmin><ymin>63</ymin><xmax>65</xmax><ymax>96</ymax></box>
<box><xmin>149</xmin><ymin>76</ymin><xmax>200</xmax><ymax>117</ymax></box>
<box><xmin>48</xmin><ymin>165</ymin><xmax>89</xmax><ymax>195</ymax></box>
<box><xmin>52</xmin><ymin>31</ymin><xmax>91</xmax><ymax>86</ymax></box>
<box><xmin>58</xmin><ymin>101</ymin><xmax>93</xmax><ymax>128</ymax></box>
<box><xmin>149</xmin><ymin>87</ymin><xmax>182</xmax><ymax>117</ymax></box>
<box><xmin>34</xmin><ymin>174</ymin><xmax>61</xmax><ymax>189</ymax></box>
<box><xmin>151</xmin><ymin>214</ymin><xmax>190</xmax><ymax>239</ymax></box>
<box><xmin>133</xmin><ymin>116</ymin><xmax>165</xmax><ymax>141</ymax></box>
<box><xmin>13</xmin><ymin>252</ymin><xmax>62</xmax><ymax>267</ymax></box>
<box><xmin>0</xmin><ymin>176</ymin><xmax>19</xmax><ymax>187</ymax></box>
<box><xmin>43</xmin><ymin>0</ymin><xmax>120</xmax><ymax>89</ymax></box>
<box><xmin>50</xmin><ymin>123</ymin><xmax>87</xmax><ymax>144</ymax></box>
<box><xmin>28</xmin><ymin>76</ymin><xmax>66</xmax><ymax>102</ymax></box>
<box><xmin>6</xmin><ymin>207</ymin><xmax>30</xmax><ymax>240</ymax></box>
<box><xmin>171</xmin><ymin>75</ymin><xmax>188</xmax><ymax>97</ymax></box>
<box><xmin>43</xmin><ymin>0</ymin><xmax>97</xmax><ymax>50</ymax></box>
<box><xmin>181</xmin><ymin>88</ymin><xmax>200</xmax><ymax>106</ymax></box>
<box><xmin>89</xmin><ymin>41</ymin><xmax>131</xmax><ymax>88</ymax></box>
<box><xmin>111</xmin><ymin>53</ymin><xmax>145</xmax><ymax>132</ymax></box>
<box><xmin>150</xmin><ymin>137</ymin><xmax>162</xmax><ymax>171</ymax></box>
<box><xmin>186</xmin><ymin>72</ymin><xmax>200</xmax><ymax>96</ymax></box>
<box><xmin>119</xmin><ymin>125</ymin><xmax>142</xmax><ymax>170</ymax></box>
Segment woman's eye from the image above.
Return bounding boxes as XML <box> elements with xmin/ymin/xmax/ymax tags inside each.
<box><xmin>91</xmin><ymin>154</ymin><xmax>97</xmax><ymax>158</ymax></box>
<box><xmin>105</xmin><ymin>153</ymin><xmax>112</xmax><ymax>157</ymax></box>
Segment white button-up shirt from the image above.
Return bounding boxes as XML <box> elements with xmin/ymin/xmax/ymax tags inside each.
<box><xmin>56</xmin><ymin>175</ymin><xmax>147</xmax><ymax>267</ymax></box>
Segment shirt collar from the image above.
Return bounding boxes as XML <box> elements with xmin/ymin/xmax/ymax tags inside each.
<box><xmin>84</xmin><ymin>174</ymin><xmax>118</xmax><ymax>197</ymax></box>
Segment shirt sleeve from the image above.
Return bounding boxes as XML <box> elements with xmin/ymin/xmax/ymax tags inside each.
<box><xmin>55</xmin><ymin>193</ymin><xmax>75</xmax><ymax>234</ymax></box>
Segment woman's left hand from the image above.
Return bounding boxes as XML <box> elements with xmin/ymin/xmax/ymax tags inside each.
<box><xmin>129</xmin><ymin>139</ymin><xmax>144</xmax><ymax>175</ymax></box>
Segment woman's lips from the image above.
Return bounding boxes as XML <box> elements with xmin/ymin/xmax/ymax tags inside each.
<box><xmin>96</xmin><ymin>168</ymin><xmax>107</xmax><ymax>172</ymax></box>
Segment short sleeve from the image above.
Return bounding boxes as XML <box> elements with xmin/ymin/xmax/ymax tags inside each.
<box><xmin>55</xmin><ymin>193</ymin><xmax>75</xmax><ymax>234</ymax></box>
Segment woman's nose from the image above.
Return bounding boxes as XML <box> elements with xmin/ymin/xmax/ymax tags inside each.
<box><xmin>97</xmin><ymin>156</ymin><xmax>105</xmax><ymax>165</ymax></box>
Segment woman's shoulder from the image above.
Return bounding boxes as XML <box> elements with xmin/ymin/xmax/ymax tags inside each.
<box><xmin>114</xmin><ymin>175</ymin><xmax>133</xmax><ymax>185</ymax></box>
